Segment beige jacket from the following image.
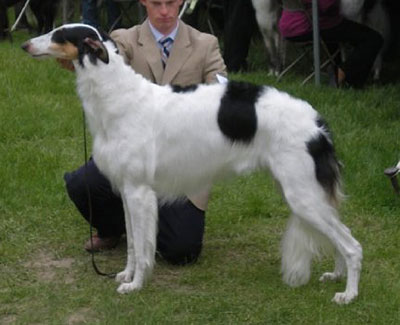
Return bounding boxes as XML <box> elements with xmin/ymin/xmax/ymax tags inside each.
<box><xmin>110</xmin><ymin>19</ymin><xmax>227</xmax><ymax>86</ymax></box>
<box><xmin>110</xmin><ymin>20</ymin><xmax>227</xmax><ymax>210</ymax></box>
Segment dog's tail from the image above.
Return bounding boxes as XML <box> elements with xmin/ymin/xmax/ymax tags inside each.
<box><xmin>306</xmin><ymin>118</ymin><xmax>343</xmax><ymax>208</ymax></box>
<box><xmin>281</xmin><ymin>215</ymin><xmax>334</xmax><ymax>287</ymax></box>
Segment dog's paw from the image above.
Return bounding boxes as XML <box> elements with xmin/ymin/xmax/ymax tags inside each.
<box><xmin>332</xmin><ymin>291</ymin><xmax>357</xmax><ymax>304</ymax></box>
<box><xmin>319</xmin><ymin>272</ymin><xmax>341</xmax><ymax>282</ymax></box>
<box><xmin>117</xmin><ymin>282</ymin><xmax>142</xmax><ymax>294</ymax></box>
<box><xmin>115</xmin><ymin>270</ymin><xmax>134</xmax><ymax>283</ymax></box>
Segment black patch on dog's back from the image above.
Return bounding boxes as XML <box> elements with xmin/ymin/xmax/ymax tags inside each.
<box><xmin>171</xmin><ymin>84</ymin><xmax>198</xmax><ymax>93</ymax></box>
<box><xmin>217</xmin><ymin>81</ymin><xmax>261</xmax><ymax>143</ymax></box>
<box><xmin>306</xmin><ymin>118</ymin><xmax>340</xmax><ymax>197</ymax></box>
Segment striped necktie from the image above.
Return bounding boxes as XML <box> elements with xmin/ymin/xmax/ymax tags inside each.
<box><xmin>159</xmin><ymin>37</ymin><xmax>173</xmax><ymax>67</ymax></box>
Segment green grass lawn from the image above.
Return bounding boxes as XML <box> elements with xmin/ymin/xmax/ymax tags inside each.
<box><xmin>1</xmin><ymin>30</ymin><xmax>400</xmax><ymax>324</ymax></box>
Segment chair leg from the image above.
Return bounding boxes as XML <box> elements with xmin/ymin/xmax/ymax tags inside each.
<box><xmin>277</xmin><ymin>40</ymin><xmax>340</xmax><ymax>86</ymax></box>
<box><xmin>301</xmin><ymin>49</ymin><xmax>340</xmax><ymax>85</ymax></box>
<box><xmin>277</xmin><ymin>49</ymin><xmax>310</xmax><ymax>82</ymax></box>
<box><xmin>108</xmin><ymin>15</ymin><xmax>122</xmax><ymax>33</ymax></box>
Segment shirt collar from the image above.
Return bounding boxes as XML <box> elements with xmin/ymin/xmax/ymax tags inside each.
<box><xmin>148</xmin><ymin>20</ymin><xmax>179</xmax><ymax>43</ymax></box>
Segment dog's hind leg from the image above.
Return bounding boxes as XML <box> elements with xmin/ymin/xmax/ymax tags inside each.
<box><xmin>282</xmin><ymin>214</ymin><xmax>344</xmax><ymax>286</ymax></box>
<box><xmin>117</xmin><ymin>185</ymin><xmax>158</xmax><ymax>294</ymax></box>
<box><xmin>281</xmin><ymin>215</ymin><xmax>318</xmax><ymax>287</ymax></box>
<box><xmin>270</xmin><ymin>152</ymin><xmax>362</xmax><ymax>304</ymax></box>
<box><xmin>319</xmin><ymin>251</ymin><xmax>346</xmax><ymax>282</ymax></box>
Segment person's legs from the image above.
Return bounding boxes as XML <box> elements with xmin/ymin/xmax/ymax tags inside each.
<box><xmin>64</xmin><ymin>159</ymin><xmax>126</xmax><ymax>238</ymax></box>
<box><xmin>106</xmin><ymin>0</ymin><xmax>122</xmax><ymax>31</ymax></box>
<box><xmin>297</xmin><ymin>20</ymin><xmax>383</xmax><ymax>87</ymax></box>
<box><xmin>157</xmin><ymin>200</ymin><xmax>205</xmax><ymax>265</ymax></box>
<box><xmin>82</xmin><ymin>0</ymin><xmax>99</xmax><ymax>28</ymax></box>
<box><xmin>321</xmin><ymin>19</ymin><xmax>383</xmax><ymax>87</ymax></box>
<box><xmin>223</xmin><ymin>0</ymin><xmax>257</xmax><ymax>72</ymax></box>
<box><xmin>286</xmin><ymin>19</ymin><xmax>383</xmax><ymax>88</ymax></box>
<box><xmin>65</xmin><ymin>159</ymin><xmax>205</xmax><ymax>264</ymax></box>
<box><xmin>0</xmin><ymin>1</ymin><xmax>8</xmax><ymax>40</ymax></box>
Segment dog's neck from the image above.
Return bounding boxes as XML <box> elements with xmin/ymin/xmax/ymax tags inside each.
<box><xmin>73</xmin><ymin>50</ymin><xmax>156</xmax><ymax>142</ymax></box>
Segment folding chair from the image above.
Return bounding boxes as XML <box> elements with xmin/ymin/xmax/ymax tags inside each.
<box><xmin>277</xmin><ymin>39</ymin><xmax>340</xmax><ymax>86</ymax></box>
<box><xmin>277</xmin><ymin>0</ymin><xmax>341</xmax><ymax>86</ymax></box>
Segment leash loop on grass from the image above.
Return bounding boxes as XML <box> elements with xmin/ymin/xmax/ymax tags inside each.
<box><xmin>82</xmin><ymin>110</ymin><xmax>116</xmax><ymax>279</ymax></box>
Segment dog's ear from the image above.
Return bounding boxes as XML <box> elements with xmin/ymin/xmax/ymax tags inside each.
<box><xmin>83</xmin><ymin>37</ymin><xmax>109</xmax><ymax>64</ymax></box>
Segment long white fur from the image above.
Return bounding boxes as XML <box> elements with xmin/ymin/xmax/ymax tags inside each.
<box><xmin>23</xmin><ymin>25</ymin><xmax>363</xmax><ymax>304</ymax></box>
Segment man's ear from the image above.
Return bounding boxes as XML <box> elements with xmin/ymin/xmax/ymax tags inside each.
<box><xmin>83</xmin><ymin>37</ymin><xmax>109</xmax><ymax>64</ymax></box>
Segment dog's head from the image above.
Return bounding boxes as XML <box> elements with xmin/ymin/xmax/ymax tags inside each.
<box><xmin>21</xmin><ymin>24</ymin><xmax>117</xmax><ymax>66</ymax></box>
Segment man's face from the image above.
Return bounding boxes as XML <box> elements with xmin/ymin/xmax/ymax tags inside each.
<box><xmin>140</xmin><ymin>0</ymin><xmax>183</xmax><ymax>34</ymax></box>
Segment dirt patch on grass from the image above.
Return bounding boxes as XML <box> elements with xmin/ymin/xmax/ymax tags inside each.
<box><xmin>66</xmin><ymin>307</ymin><xmax>93</xmax><ymax>325</ymax></box>
<box><xmin>24</xmin><ymin>250</ymin><xmax>76</xmax><ymax>283</ymax></box>
<box><xmin>0</xmin><ymin>315</ymin><xmax>17</xmax><ymax>325</ymax></box>
<box><xmin>152</xmin><ymin>266</ymin><xmax>199</xmax><ymax>294</ymax></box>
<box><xmin>153</xmin><ymin>268</ymin><xmax>181</xmax><ymax>287</ymax></box>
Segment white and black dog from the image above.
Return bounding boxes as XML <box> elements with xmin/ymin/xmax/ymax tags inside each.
<box><xmin>251</xmin><ymin>0</ymin><xmax>282</xmax><ymax>76</ymax></box>
<box><xmin>21</xmin><ymin>24</ymin><xmax>362</xmax><ymax>304</ymax></box>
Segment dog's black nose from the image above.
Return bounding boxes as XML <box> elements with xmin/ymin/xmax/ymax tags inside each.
<box><xmin>21</xmin><ymin>41</ymin><xmax>30</xmax><ymax>52</ymax></box>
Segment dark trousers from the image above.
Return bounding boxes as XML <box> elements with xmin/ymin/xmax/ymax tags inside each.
<box><xmin>223</xmin><ymin>0</ymin><xmax>257</xmax><ymax>72</ymax></box>
<box><xmin>286</xmin><ymin>18</ymin><xmax>383</xmax><ymax>88</ymax></box>
<box><xmin>64</xmin><ymin>159</ymin><xmax>205</xmax><ymax>265</ymax></box>
<box><xmin>82</xmin><ymin>0</ymin><xmax>121</xmax><ymax>30</ymax></box>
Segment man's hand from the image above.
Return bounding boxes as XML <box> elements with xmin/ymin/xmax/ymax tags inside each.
<box><xmin>56</xmin><ymin>58</ymin><xmax>75</xmax><ymax>71</ymax></box>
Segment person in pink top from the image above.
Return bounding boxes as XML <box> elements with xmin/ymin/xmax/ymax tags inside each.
<box><xmin>279</xmin><ymin>0</ymin><xmax>383</xmax><ymax>88</ymax></box>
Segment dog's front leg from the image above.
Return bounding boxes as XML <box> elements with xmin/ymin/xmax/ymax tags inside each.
<box><xmin>117</xmin><ymin>185</ymin><xmax>157</xmax><ymax>294</ymax></box>
<box><xmin>115</xmin><ymin>196</ymin><xmax>136</xmax><ymax>284</ymax></box>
